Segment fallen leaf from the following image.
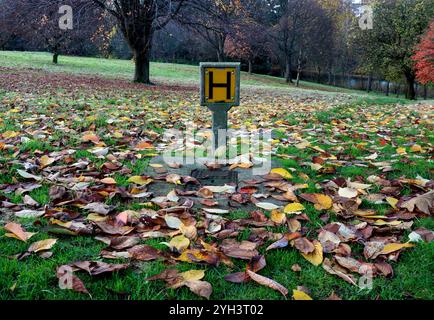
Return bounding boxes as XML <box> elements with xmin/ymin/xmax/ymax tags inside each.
<box><xmin>338</xmin><ymin>187</ymin><xmax>358</xmax><ymax>198</ymax></box>
<box><xmin>40</xmin><ymin>155</ymin><xmax>55</xmax><ymax>168</ymax></box>
<box><xmin>293</xmin><ymin>289</ymin><xmax>313</xmax><ymax>300</ymax></box>
<box><xmin>163</xmin><ymin>235</ymin><xmax>190</xmax><ymax>252</ymax></box>
<box><xmin>57</xmin><ymin>265</ymin><xmax>89</xmax><ymax>294</ymax></box>
<box><xmin>400</xmin><ymin>191</ymin><xmax>434</xmax><ymax>215</ymax></box>
<box><xmin>28</xmin><ymin>238</ymin><xmax>57</xmax><ymax>253</ymax></box>
<box><xmin>246</xmin><ymin>270</ymin><xmax>288</xmax><ymax>296</ymax></box>
<box><xmin>300</xmin><ymin>193</ymin><xmax>332</xmax><ymax>210</ymax></box>
<box><xmin>284</xmin><ymin>203</ymin><xmax>305</xmax><ymax>213</ymax></box>
<box><xmin>127</xmin><ymin>176</ymin><xmax>153</xmax><ymax>186</ymax></box>
<box><xmin>294</xmin><ymin>238</ymin><xmax>315</xmax><ymax>254</ymax></box>
<box><xmin>15</xmin><ymin>209</ymin><xmax>45</xmax><ymax>218</ymax></box>
<box><xmin>270</xmin><ymin>210</ymin><xmax>286</xmax><ymax>224</ymax></box>
<box><xmin>255</xmin><ymin>202</ymin><xmax>280</xmax><ymax>211</ymax></box>
<box><xmin>378</xmin><ymin>243</ymin><xmax>415</xmax><ymax>255</ymax></box>
<box><xmin>271</xmin><ymin>168</ymin><xmax>293</xmax><ymax>179</ymax></box>
<box><xmin>4</xmin><ymin>222</ymin><xmax>35</xmax><ymax>242</ymax></box>
<box><xmin>184</xmin><ymin>280</ymin><xmax>213</xmax><ymax>299</ymax></box>
<box><xmin>100</xmin><ymin>177</ymin><xmax>116</xmax><ymax>185</ymax></box>
<box><xmin>301</xmin><ymin>240</ymin><xmax>323</xmax><ymax>266</ymax></box>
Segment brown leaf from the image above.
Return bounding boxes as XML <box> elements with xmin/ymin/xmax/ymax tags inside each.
<box><xmin>220</xmin><ymin>239</ymin><xmax>259</xmax><ymax>260</ymax></box>
<box><xmin>294</xmin><ymin>238</ymin><xmax>315</xmax><ymax>254</ymax></box>
<box><xmin>246</xmin><ymin>270</ymin><xmax>288</xmax><ymax>296</ymax></box>
<box><xmin>322</xmin><ymin>258</ymin><xmax>357</xmax><ymax>286</ymax></box>
<box><xmin>250</xmin><ymin>210</ymin><xmax>268</xmax><ymax>222</ymax></box>
<box><xmin>184</xmin><ymin>280</ymin><xmax>212</xmax><ymax>299</ymax></box>
<box><xmin>94</xmin><ymin>221</ymin><xmax>134</xmax><ymax>236</ymax></box>
<box><xmin>4</xmin><ymin>222</ymin><xmax>34</xmax><ymax>242</ymax></box>
<box><xmin>71</xmin><ymin>261</ymin><xmax>129</xmax><ymax>276</ymax></box>
<box><xmin>224</xmin><ymin>272</ymin><xmax>249</xmax><ymax>283</ymax></box>
<box><xmin>128</xmin><ymin>245</ymin><xmax>161</xmax><ymax>261</ymax></box>
<box><xmin>57</xmin><ymin>265</ymin><xmax>89</xmax><ymax>294</ymax></box>
<box><xmin>400</xmin><ymin>191</ymin><xmax>434</xmax><ymax>215</ymax></box>
<box><xmin>109</xmin><ymin>236</ymin><xmax>140</xmax><ymax>250</ymax></box>
<box><xmin>28</xmin><ymin>238</ymin><xmax>57</xmax><ymax>253</ymax></box>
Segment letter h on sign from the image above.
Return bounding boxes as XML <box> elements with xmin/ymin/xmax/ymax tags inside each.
<box><xmin>209</xmin><ymin>71</ymin><xmax>231</xmax><ymax>100</ymax></box>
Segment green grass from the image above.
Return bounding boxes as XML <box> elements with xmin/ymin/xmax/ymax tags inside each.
<box><xmin>0</xmin><ymin>50</ymin><xmax>410</xmax><ymax>102</ymax></box>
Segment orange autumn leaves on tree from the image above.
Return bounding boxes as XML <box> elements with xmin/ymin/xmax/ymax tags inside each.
<box><xmin>412</xmin><ymin>20</ymin><xmax>434</xmax><ymax>85</ymax></box>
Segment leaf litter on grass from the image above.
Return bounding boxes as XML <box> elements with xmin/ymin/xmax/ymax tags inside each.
<box><xmin>0</xmin><ymin>68</ymin><xmax>433</xmax><ymax>299</ymax></box>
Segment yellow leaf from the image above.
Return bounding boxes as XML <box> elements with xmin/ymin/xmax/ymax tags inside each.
<box><xmin>166</xmin><ymin>235</ymin><xmax>190</xmax><ymax>252</ymax></box>
<box><xmin>396</xmin><ymin>147</ymin><xmax>406</xmax><ymax>155</ymax></box>
<box><xmin>284</xmin><ymin>203</ymin><xmax>305</xmax><ymax>213</ymax></box>
<box><xmin>293</xmin><ymin>289</ymin><xmax>313</xmax><ymax>300</ymax></box>
<box><xmin>314</xmin><ymin>194</ymin><xmax>333</xmax><ymax>210</ymax></box>
<box><xmin>2</xmin><ymin>131</ymin><xmax>19</xmax><ymax>139</ymax></box>
<box><xmin>40</xmin><ymin>155</ymin><xmax>55</xmax><ymax>168</ymax></box>
<box><xmin>149</xmin><ymin>164</ymin><xmax>164</xmax><ymax>168</ymax></box>
<box><xmin>87</xmin><ymin>213</ymin><xmax>108</xmax><ymax>222</ymax></box>
<box><xmin>301</xmin><ymin>241</ymin><xmax>323</xmax><ymax>266</ymax></box>
<box><xmin>373</xmin><ymin>219</ymin><xmax>401</xmax><ymax>226</ymax></box>
<box><xmin>379</xmin><ymin>243</ymin><xmax>414</xmax><ymax>255</ymax></box>
<box><xmin>28</xmin><ymin>239</ymin><xmax>57</xmax><ymax>253</ymax></box>
<box><xmin>270</xmin><ymin>210</ymin><xmax>287</xmax><ymax>224</ymax></box>
<box><xmin>410</xmin><ymin>144</ymin><xmax>422</xmax><ymax>153</ymax></box>
<box><xmin>271</xmin><ymin>168</ymin><xmax>293</xmax><ymax>179</ymax></box>
<box><xmin>127</xmin><ymin>176</ymin><xmax>153</xmax><ymax>186</ymax></box>
<box><xmin>50</xmin><ymin>219</ymin><xmax>72</xmax><ymax>228</ymax></box>
<box><xmin>180</xmin><ymin>270</ymin><xmax>205</xmax><ymax>281</ymax></box>
<box><xmin>386</xmin><ymin>197</ymin><xmax>398</xmax><ymax>209</ymax></box>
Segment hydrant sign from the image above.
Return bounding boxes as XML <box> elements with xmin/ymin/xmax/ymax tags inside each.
<box><xmin>200</xmin><ymin>62</ymin><xmax>240</xmax><ymax>109</ymax></box>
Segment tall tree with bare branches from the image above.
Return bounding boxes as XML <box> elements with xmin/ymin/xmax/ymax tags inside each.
<box><xmin>91</xmin><ymin>0</ymin><xmax>186</xmax><ymax>83</ymax></box>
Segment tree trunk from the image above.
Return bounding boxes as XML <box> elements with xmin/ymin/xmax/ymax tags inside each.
<box><xmin>285</xmin><ymin>58</ymin><xmax>293</xmax><ymax>84</ymax></box>
<box><xmin>386</xmin><ymin>81</ymin><xmax>390</xmax><ymax>96</ymax></box>
<box><xmin>53</xmin><ymin>53</ymin><xmax>59</xmax><ymax>64</ymax></box>
<box><xmin>367</xmin><ymin>74</ymin><xmax>372</xmax><ymax>92</ymax></box>
<box><xmin>423</xmin><ymin>85</ymin><xmax>427</xmax><ymax>99</ymax></box>
<box><xmin>134</xmin><ymin>49</ymin><xmax>151</xmax><ymax>84</ymax></box>
<box><xmin>404</xmin><ymin>72</ymin><xmax>416</xmax><ymax>100</ymax></box>
<box><xmin>296</xmin><ymin>71</ymin><xmax>301</xmax><ymax>87</ymax></box>
<box><xmin>216</xmin><ymin>34</ymin><xmax>226</xmax><ymax>62</ymax></box>
<box><xmin>295</xmin><ymin>50</ymin><xmax>302</xmax><ymax>87</ymax></box>
<box><xmin>248</xmin><ymin>60</ymin><xmax>253</xmax><ymax>74</ymax></box>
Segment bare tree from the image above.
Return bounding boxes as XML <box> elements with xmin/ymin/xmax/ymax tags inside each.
<box><xmin>3</xmin><ymin>0</ymin><xmax>102</xmax><ymax>64</ymax></box>
<box><xmin>225</xmin><ymin>0</ymin><xmax>270</xmax><ymax>73</ymax></box>
<box><xmin>180</xmin><ymin>0</ymin><xmax>241</xmax><ymax>62</ymax></box>
<box><xmin>90</xmin><ymin>0</ymin><xmax>186</xmax><ymax>83</ymax></box>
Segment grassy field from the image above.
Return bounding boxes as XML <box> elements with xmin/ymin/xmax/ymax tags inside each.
<box><xmin>0</xmin><ymin>51</ymin><xmax>412</xmax><ymax>101</ymax></box>
<box><xmin>0</xmin><ymin>51</ymin><xmax>433</xmax><ymax>300</ymax></box>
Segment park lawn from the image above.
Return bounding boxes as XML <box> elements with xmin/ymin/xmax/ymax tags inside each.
<box><xmin>0</xmin><ymin>51</ymin><xmax>433</xmax><ymax>300</ymax></box>
<box><xmin>0</xmin><ymin>50</ymin><xmax>413</xmax><ymax>101</ymax></box>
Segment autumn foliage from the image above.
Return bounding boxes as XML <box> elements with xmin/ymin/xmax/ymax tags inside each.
<box><xmin>412</xmin><ymin>20</ymin><xmax>434</xmax><ymax>84</ymax></box>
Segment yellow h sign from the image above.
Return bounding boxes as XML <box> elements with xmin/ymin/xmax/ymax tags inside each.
<box><xmin>200</xmin><ymin>63</ymin><xmax>240</xmax><ymax>108</ymax></box>
<box><xmin>204</xmin><ymin>68</ymin><xmax>236</xmax><ymax>103</ymax></box>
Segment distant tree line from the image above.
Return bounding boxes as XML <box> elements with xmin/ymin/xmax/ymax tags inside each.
<box><xmin>0</xmin><ymin>0</ymin><xmax>433</xmax><ymax>99</ymax></box>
